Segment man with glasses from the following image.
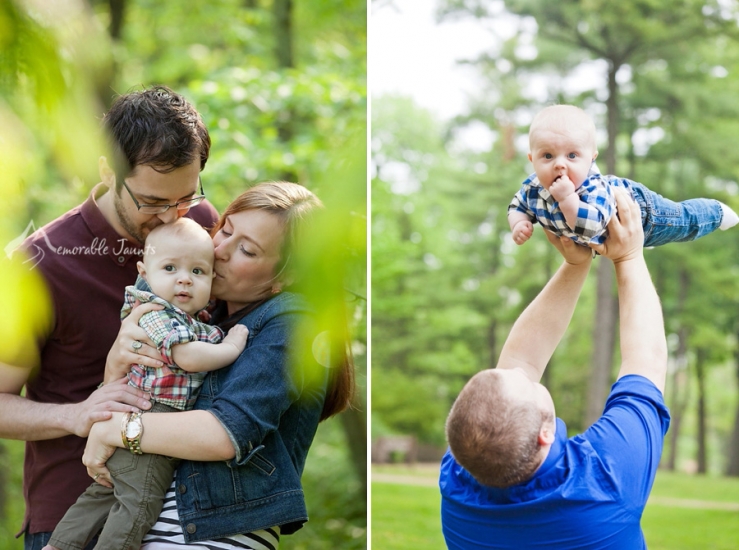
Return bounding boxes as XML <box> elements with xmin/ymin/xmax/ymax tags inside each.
<box><xmin>0</xmin><ymin>86</ymin><xmax>219</xmax><ymax>550</ymax></box>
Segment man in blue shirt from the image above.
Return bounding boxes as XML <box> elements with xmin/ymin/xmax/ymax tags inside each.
<box><xmin>441</xmin><ymin>191</ymin><xmax>670</xmax><ymax>549</ymax></box>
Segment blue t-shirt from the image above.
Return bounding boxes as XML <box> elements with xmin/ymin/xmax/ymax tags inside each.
<box><xmin>440</xmin><ymin>375</ymin><xmax>671</xmax><ymax>549</ymax></box>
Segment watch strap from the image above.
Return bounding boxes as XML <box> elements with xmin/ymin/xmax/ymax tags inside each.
<box><xmin>124</xmin><ymin>410</ymin><xmax>144</xmax><ymax>455</ymax></box>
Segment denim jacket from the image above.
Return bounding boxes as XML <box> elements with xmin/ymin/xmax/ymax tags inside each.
<box><xmin>174</xmin><ymin>291</ymin><xmax>327</xmax><ymax>541</ymax></box>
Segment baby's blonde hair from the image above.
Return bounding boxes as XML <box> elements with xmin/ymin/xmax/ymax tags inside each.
<box><xmin>144</xmin><ymin>217</ymin><xmax>213</xmax><ymax>260</ymax></box>
<box><xmin>529</xmin><ymin>104</ymin><xmax>597</xmax><ymax>153</ymax></box>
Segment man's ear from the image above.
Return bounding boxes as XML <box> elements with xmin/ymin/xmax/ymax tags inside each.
<box><xmin>537</xmin><ymin>426</ymin><xmax>555</xmax><ymax>447</ymax></box>
<box><xmin>99</xmin><ymin>156</ymin><xmax>116</xmax><ymax>188</ymax></box>
<box><xmin>136</xmin><ymin>261</ymin><xmax>147</xmax><ymax>279</ymax></box>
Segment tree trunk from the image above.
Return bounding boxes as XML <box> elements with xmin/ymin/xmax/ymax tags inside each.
<box><xmin>667</xmin><ymin>327</ymin><xmax>690</xmax><ymax>471</ymax></box>
<box><xmin>540</xmin><ymin>244</ymin><xmax>556</xmax><ymax>388</ymax></box>
<box><xmin>272</xmin><ymin>0</ymin><xmax>296</xmax><ymax>181</ymax></box>
<box><xmin>340</xmin><ymin>406</ymin><xmax>367</xmax><ymax>500</ymax></box>
<box><xmin>87</xmin><ymin>0</ymin><xmax>126</xmax><ymax>109</ymax></box>
<box><xmin>725</xmin><ymin>326</ymin><xmax>739</xmax><ymax>476</ymax></box>
<box><xmin>584</xmin><ymin>258</ymin><xmax>617</xmax><ymax>426</ymax></box>
<box><xmin>487</xmin><ymin>319</ymin><xmax>497</xmax><ymax>370</ymax></box>
<box><xmin>273</xmin><ymin>0</ymin><xmax>293</xmax><ymax>68</ymax></box>
<box><xmin>108</xmin><ymin>0</ymin><xmax>125</xmax><ymax>40</ymax></box>
<box><xmin>696</xmin><ymin>349</ymin><xmax>707</xmax><ymax>474</ymax></box>
<box><xmin>727</xmin><ymin>392</ymin><xmax>739</xmax><ymax>476</ymax></box>
<box><xmin>604</xmin><ymin>63</ymin><xmax>619</xmax><ymax>175</ymax></box>
<box><xmin>667</xmin><ymin>271</ymin><xmax>690</xmax><ymax>470</ymax></box>
<box><xmin>584</xmin><ymin>61</ymin><xmax>620</xmax><ymax>427</ymax></box>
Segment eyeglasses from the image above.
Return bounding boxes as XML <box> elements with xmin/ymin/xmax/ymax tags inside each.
<box><xmin>121</xmin><ymin>177</ymin><xmax>206</xmax><ymax>214</ymax></box>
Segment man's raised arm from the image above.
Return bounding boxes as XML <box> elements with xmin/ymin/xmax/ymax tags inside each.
<box><xmin>497</xmin><ymin>233</ymin><xmax>592</xmax><ymax>383</ymax></box>
<box><xmin>591</xmin><ymin>190</ymin><xmax>667</xmax><ymax>393</ymax></box>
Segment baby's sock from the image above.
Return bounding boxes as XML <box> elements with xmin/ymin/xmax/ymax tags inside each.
<box><xmin>719</xmin><ymin>202</ymin><xmax>739</xmax><ymax>230</ymax></box>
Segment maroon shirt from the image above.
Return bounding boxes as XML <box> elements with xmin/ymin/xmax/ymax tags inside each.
<box><xmin>19</xmin><ymin>184</ymin><xmax>219</xmax><ymax>535</ymax></box>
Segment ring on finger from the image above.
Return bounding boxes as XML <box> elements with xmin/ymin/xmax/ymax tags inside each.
<box><xmin>94</xmin><ymin>473</ymin><xmax>101</xmax><ymax>481</ymax></box>
<box><xmin>131</xmin><ymin>340</ymin><xmax>143</xmax><ymax>353</ymax></box>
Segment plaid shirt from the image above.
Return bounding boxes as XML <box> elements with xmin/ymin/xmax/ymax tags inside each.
<box><xmin>509</xmin><ymin>170</ymin><xmax>635</xmax><ymax>246</ymax></box>
<box><xmin>121</xmin><ymin>276</ymin><xmax>224</xmax><ymax>410</ymax></box>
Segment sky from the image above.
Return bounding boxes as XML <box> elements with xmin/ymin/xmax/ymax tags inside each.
<box><xmin>370</xmin><ymin>2</ymin><xmax>609</xmax><ymax>153</ymax></box>
<box><xmin>370</xmin><ymin>1</ymin><xmax>498</xmax><ymax>121</ymax></box>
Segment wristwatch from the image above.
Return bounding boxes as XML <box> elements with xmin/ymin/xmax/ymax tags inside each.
<box><xmin>121</xmin><ymin>411</ymin><xmax>144</xmax><ymax>455</ymax></box>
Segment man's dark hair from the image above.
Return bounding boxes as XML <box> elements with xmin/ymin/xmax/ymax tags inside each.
<box><xmin>103</xmin><ymin>85</ymin><xmax>210</xmax><ymax>189</ymax></box>
<box><xmin>446</xmin><ymin>369</ymin><xmax>550</xmax><ymax>488</ymax></box>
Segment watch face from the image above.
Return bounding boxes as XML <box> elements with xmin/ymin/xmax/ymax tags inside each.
<box><xmin>125</xmin><ymin>419</ymin><xmax>142</xmax><ymax>439</ymax></box>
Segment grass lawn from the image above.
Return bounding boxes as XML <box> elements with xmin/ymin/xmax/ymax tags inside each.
<box><xmin>371</xmin><ymin>465</ymin><xmax>739</xmax><ymax>550</ymax></box>
<box><xmin>371</xmin><ymin>482</ymin><xmax>445</xmax><ymax>549</ymax></box>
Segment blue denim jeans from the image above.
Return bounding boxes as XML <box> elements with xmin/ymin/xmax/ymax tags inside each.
<box><xmin>23</xmin><ymin>531</ymin><xmax>96</xmax><ymax>550</ymax></box>
<box><xmin>630</xmin><ymin>182</ymin><xmax>723</xmax><ymax>247</ymax></box>
<box><xmin>23</xmin><ymin>531</ymin><xmax>50</xmax><ymax>550</ymax></box>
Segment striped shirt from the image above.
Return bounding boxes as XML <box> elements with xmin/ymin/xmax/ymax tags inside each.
<box><xmin>509</xmin><ymin>171</ymin><xmax>635</xmax><ymax>246</ymax></box>
<box><xmin>141</xmin><ymin>481</ymin><xmax>280</xmax><ymax>550</ymax></box>
<box><xmin>121</xmin><ymin>277</ymin><xmax>224</xmax><ymax>410</ymax></box>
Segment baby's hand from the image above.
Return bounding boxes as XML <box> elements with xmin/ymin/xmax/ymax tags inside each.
<box><xmin>222</xmin><ymin>325</ymin><xmax>249</xmax><ymax>354</ymax></box>
<box><xmin>512</xmin><ymin>220</ymin><xmax>533</xmax><ymax>245</ymax></box>
<box><xmin>549</xmin><ymin>175</ymin><xmax>576</xmax><ymax>203</ymax></box>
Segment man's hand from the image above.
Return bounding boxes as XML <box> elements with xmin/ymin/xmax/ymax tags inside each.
<box><xmin>65</xmin><ymin>378</ymin><xmax>150</xmax><ymax>438</ymax></box>
<box><xmin>512</xmin><ymin>220</ymin><xmax>534</xmax><ymax>245</ymax></box>
<box><xmin>544</xmin><ymin>231</ymin><xmax>592</xmax><ymax>265</ymax></box>
<box><xmin>590</xmin><ymin>190</ymin><xmax>643</xmax><ymax>263</ymax></box>
<box><xmin>549</xmin><ymin>175</ymin><xmax>576</xmax><ymax>203</ymax></box>
<box><xmin>104</xmin><ymin>301</ymin><xmax>164</xmax><ymax>383</ymax></box>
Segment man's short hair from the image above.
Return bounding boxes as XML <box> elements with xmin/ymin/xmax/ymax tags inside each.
<box><xmin>103</xmin><ymin>85</ymin><xmax>210</xmax><ymax>187</ymax></box>
<box><xmin>445</xmin><ymin>369</ymin><xmax>548</xmax><ymax>488</ymax></box>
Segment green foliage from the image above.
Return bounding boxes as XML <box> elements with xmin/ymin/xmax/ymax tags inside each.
<box><xmin>0</xmin><ymin>440</ymin><xmax>24</xmax><ymax>550</ymax></box>
<box><xmin>287</xmin><ymin>420</ymin><xmax>366</xmax><ymax>550</ymax></box>
<box><xmin>185</xmin><ymin>65</ymin><xmax>365</xmax><ymax>203</ymax></box>
<box><xmin>0</xmin><ymin>0</ymin><xmax>366</xmax><ymax>547</ymax></box>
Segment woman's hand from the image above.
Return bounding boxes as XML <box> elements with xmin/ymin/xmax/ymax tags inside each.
<box><xmin>544</xmin><ymin>231</ymin><xmax>593</xmax><ymax>266</ymax></box>
<box><xmin>104</xmin><ymin>301</ymin><xmax>164</xmax><ymax>383</ymax></box>
<box><xmin>82</xmin><ymin>413</ymin><xmax>123</xmax><ymax>488</ymax></box>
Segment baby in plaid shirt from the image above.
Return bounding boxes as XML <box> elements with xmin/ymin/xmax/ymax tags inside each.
<box><xmin>48</xmin><ymin>218</ymin><xmax>248</xmax><ymax>550</ymax></box>
<box><xmin>121</xmin><ymin>218</ymin><xmax>249</xmax><ymax>410</ymax></box>
<box><xmin>508</xmin><ymin>104</ymin><xmax>739</xmax><ymax>247</ymax></box>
